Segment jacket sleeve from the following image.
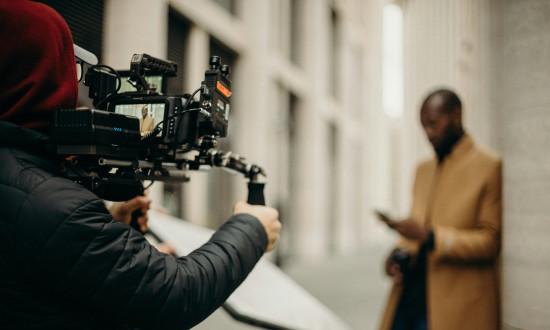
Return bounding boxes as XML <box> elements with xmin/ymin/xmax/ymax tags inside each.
<box><xmin>431</xmin><ymin>160</ymin><xmax>502</xmax><ymax>262</ymax></box>
<box><xmin>15</xmin><ymin>177</ymin><xmax>267</xmax><ymax>329</ymax></box>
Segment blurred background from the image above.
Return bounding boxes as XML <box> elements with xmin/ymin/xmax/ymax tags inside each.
<box><xmin>37</xmin><ymin>0</ymin><xmax>550</xmax><ymax>329</ymax></box>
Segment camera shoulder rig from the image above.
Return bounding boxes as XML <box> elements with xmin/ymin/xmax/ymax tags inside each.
<box><xmin>51</xmin><ymin>53</ymin><xmax>266</xmax><ymax>205</ymax></box>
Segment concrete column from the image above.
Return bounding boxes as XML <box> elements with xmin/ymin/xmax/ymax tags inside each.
<box><xmin>289</xmin><ymin>0</ymin><xmax>332</xmax><ymax>259</ymax></box>
<box><xmin>103</xmin><ymin>0</ymin><xmax>168</xmax><ymax>68</ymax></box>
<box><xmin>103</xmin><ymin>0</ymin><xmax>169</xmax><ymax>203</ymax></box>
<box><xmin>494</xmin><ymin>1</ymin><xmax>550</xmax><ymax>328</ymax></box>
<box><xmin>180</xmin><ymin>26</ymin><xmax>211</xmax><ymax>227</ymax></box>
<box><xmin>362</xmin><ymin>0</ymin><xmax>390</xmax><ymax>245</ymax></box>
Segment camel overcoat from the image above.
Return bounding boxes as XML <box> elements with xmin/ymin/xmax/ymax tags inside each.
<box><xmin>379</xmin><ymin>135</ymin><xmax>502</xmax><ymax>330</ymax></box>
<box><xmin>139</xmin><ymin>115</ymin><xmax>155</xmax><ymax>133</ymax></box>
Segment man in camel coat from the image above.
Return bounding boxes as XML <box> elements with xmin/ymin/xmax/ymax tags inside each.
<box><xmin>139</xmin><ymin>105</ymin><xmax>154</xmax><ymax>134</ymax></box>
<box><xmin>378</xmin><ymin>89</ymin><xmax>501</xmax><ymax>330</ymax></box>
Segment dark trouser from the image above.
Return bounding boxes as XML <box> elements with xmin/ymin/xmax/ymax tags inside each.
<box><xmin>391</xmin><ymin>299</ymin><xmax>428</xmax><ymax>330</ymax></box>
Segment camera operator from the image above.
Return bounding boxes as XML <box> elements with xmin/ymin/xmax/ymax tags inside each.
<box><xmin>0</xmin><ymin>1</ymin><xmax>280</xmax><ymax>329</ymax></box>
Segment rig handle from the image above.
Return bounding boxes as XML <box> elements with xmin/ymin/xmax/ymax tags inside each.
<box><xmin>247</xmin><ymin>182</ymin><xmax>266</xmax><ymax>206</ymax></box>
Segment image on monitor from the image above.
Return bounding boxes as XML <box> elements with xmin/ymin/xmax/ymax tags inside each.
<box><xmin>114</xmin><ymin>103</ymin><xmax>165</xmax><ymax>136</ymax></box>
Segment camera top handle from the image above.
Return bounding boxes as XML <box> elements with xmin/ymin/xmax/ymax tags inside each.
<box><xmin>128</xmin><ymin>53</ymin><xmax>177</xmax><ymax>93</ymax></box>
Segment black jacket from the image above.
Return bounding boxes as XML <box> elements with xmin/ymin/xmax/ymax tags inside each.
<box><xmin>0</xmin><ymin>121</ymin><xmax>267</xmax><ymax>329</ymax></box>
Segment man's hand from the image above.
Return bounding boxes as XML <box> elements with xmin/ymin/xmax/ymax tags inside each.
<box><xmin>385</xmin><ymin>254</ymin><xmax>403</xmax><ymax>284</ymax></box>
<box><xmin>109</xmin><ymin>196</ymin><xmax>152</xmax><ymax>233</ymax></box>
<box><xmin>376</xmin><ymin>213</ymin><xmax>429</xmax><ymax>242</ymax></box>
<box><xmin>157</xmin><ymin>243</ymin><xmax>177</xmax><ymax>257</ymax></box>
<box><xmin>387</xmin><ymin>219</ymin><xmax>429</xmax><ymax>242</ymax></box>
<box><xmin>233</xmin><ymin>200</ymin><xmax>281</xmax><ymax>252</ymax></box>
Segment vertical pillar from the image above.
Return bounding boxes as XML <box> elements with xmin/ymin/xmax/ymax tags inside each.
<box><xmin>103</xmin><ymin>0</ymin><xmax>169</xmax><ymax>203</ymax></box>
<box><xmin>103</xmin><ymin>0</ymin><xmax>168</xmax><ymax>67</ymax></box>
<box><xmin>289</xmin><ymin>0</ymin><xmax>332</xmax><ymax>259</ymax></box>
<box><xmin>180</xmin><ymin>26</ymin><xmax>211</xmax><ymax>227</ymax></box>
<box><xmin>495</xmin><ymin>1</ymin><xmax>550</xmax><ymax>328</ymax></box>
<box><xmin>362</xmin><ymin>0</ymin><xmax>391</xmax><ymax>245</ymax></box>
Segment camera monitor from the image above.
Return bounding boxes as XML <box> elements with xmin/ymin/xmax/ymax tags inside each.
<box><xmin>109</xmin><ymin>95</ymin><xmax>197</xmax><ymax>146</ymax></box>
<box><xmin>113</xmin><ymin>102</ymin><xmax>165</xmax><ymax>136</ymax></box>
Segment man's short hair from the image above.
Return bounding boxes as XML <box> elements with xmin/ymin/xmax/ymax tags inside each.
<box><xmin>424</xmin><ymin>89</ymin><xmax>462</xmax><ymax>113</ymax></box>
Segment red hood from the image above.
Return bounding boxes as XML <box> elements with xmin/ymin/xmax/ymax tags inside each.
<box><xmin>0</xmin><ymin>0</ymin><xmax>78</xmax><ymax>133</ymax></box>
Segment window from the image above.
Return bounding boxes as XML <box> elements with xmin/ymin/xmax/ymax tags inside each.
<box><xmin>328</xmin><ymin>8</ymin><xmax>341</xmax><ymax>99</ymax></box>
<box><xmin>212</xmin><ymin>0</ymin><xmax>237</xmax><ymax>16</ymax></box>
<box><xmin>162</xmin><ymin>10</ymin><xmax>192</xmax><ymax>218</ymax></box>
<box><xmin>273</xmin><ymin>83</ymin><xmax>300</xmax><ymax>264</ymax></box>
<box><xmin>327</xmin><ymin>122</ymin><xmax>338</xmax><ymax>254</ymax></box>
<box><xmin>166</xmin><ymin>10</ymin><xmax>190</xmax><ymax>95</ymax></box>
<box><xmin>38</xmin><ymin>0</ymin><xmax>105</xmax><ymax>61</ymax></box>
<box><xmin>290</xmin><ymin>0</ymin><xmax>304</xmax><ymax>65</ymax></box>
<box><xmin>351</xmin><ymin>46</ymin><xmax>364</xmax><ymax>121</ymax></box>
<box><xmin>270</xmin><ymin>0</ymin><xmax>303</xmax><ymax>65</ymax></box>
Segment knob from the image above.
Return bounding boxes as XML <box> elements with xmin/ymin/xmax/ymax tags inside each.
<box><xmin>209</xmin><ymin>56</ymin><xmax>221</xmax><ymax>70</ymax></box>
<box><xmin>220</xmin><ymin>64</ymin><xmax>231</xmax><ymax>76</ymax></box>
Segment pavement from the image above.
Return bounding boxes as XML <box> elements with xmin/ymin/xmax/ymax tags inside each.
<box><xmin>283</xmin><ymin>244</ymin><xmax>393</xmax><ymax>330</ymax></box>
<box><xmin>150</xmin><ymin>212</ymin><xmax>394</xmax><ymax>330</ymax></box>
<box><xmin>192</xmin><ymin>243</ymin><xmax>393</xmax><ymax>330</ymax></box>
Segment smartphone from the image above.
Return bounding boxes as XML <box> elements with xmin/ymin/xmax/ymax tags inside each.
<box><xmin>374</xmin><ymin>209</ymin><xmax>393</xmax><ymax>223</ymax></box>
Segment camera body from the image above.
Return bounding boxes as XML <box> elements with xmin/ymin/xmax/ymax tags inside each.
<box><xmin>53</xmin><ymin>53</ymin><xmax>230</xmax><ymax>155</ymax></box>
<box><xmin>199</xmin><ymin>55</ymin><xmax>231</xmax><ymax>138</ymax></box>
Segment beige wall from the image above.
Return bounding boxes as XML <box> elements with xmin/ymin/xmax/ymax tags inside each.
<box><xmin>493</xmin><ymin>1</ymin><xmax>550</xmax><ymax>328</ymax></box>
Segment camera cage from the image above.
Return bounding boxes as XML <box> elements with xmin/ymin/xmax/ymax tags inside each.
<box><xmin>51</xmin><ymin>53</ymin><xmax>265</xmax><ymax>204</ymax></box>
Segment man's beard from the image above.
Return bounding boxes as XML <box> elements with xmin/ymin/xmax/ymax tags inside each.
<box><xmin>435</xmin><ymin>128</ymin><xmax>463</xmax><ymax>161</ymax></box>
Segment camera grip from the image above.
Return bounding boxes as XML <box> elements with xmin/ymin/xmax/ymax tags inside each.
<box><xmin>247</xmin><ymin>182</ymin><xmax>265</xmax><ymax>206</ymax></box>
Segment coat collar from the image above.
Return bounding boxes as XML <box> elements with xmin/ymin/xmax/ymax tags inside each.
<box><xmin>446</xmin><ymin>133</ymin><xmax>473</xmax><ymax>162</ymax></box>
<box><xmin>0</xmin><ymin>120</ymin><xmax>49</xmax><ymax>149</ymax></box>
<box><xmin>0</xmin><ymin>120</ymin><xmax>58</xmax><ymax>170</ymax></box>
<box><xmin>434</xmin><ymin>133</ymin><xmax>474</xmax><ymax>165</ymax></box>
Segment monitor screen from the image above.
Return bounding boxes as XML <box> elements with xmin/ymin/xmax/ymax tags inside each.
<box><xmin>114</xmin><ymin>102</ymin><xmax>165</xmax><ymax>136</ymax></box>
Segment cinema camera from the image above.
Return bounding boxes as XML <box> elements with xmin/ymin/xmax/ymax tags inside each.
<box><xmin>51</xmin><ymin>53</ymin><xmax>266</xmax><ymax>206</ymax></box>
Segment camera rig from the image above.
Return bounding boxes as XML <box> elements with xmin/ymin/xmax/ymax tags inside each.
<box><xmin>51</xmin><ymin>53</ymin><xmax>266</xmax><ymax>205</ymax></box>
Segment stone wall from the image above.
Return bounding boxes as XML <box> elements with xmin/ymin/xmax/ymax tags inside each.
<box><xmin>494</xmin><ymin>1</ymin><xmax>550</xmax><ymax>328</ymax></box>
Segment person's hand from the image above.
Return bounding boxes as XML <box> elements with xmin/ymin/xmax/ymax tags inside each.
<box><xmin>109</xmin><ymin>195</ymin><xmax>152</xmax><ymax>233</ymax></box>
<box><xmin>233</xmin><ymin>200</ymin><xmax>281</xmax><ymax>252</ymax></box>
<box><xmin>157</xmin><ymin>243</ymin><xmax>177</xmax><ymax>257</ymax></box>
<box><xmin>385</xmin><ymin>254</ymin><xmax>403</xmax><ymax>284</ymax></box>
<box><xmin>380</xmin><ymin>217</ymin><xmax>429</xmax><ymax>243</ymax></box>
<box><xmin>389</xmin><ymin>219</ymin><xmax>429</xmax><ymax>242</ymax></box>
